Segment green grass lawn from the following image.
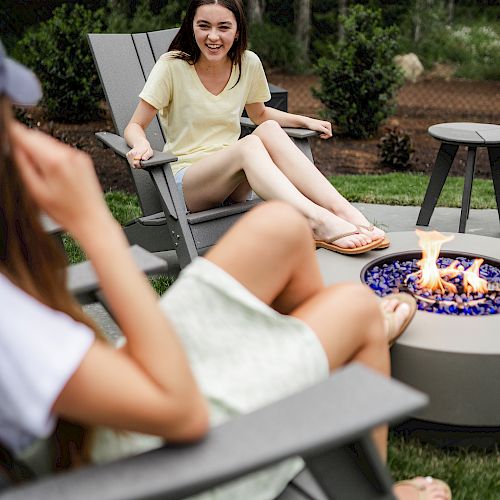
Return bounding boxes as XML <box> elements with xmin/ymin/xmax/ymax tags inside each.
<box><xmin>330</xmin><ymin>172</ymin><xmax>497</xmax><ymax>209</ymax></box>
<box><xmin>63</xmin><ymin>174</ymin><xmax>499</xmax><ymax>499</ymax></box>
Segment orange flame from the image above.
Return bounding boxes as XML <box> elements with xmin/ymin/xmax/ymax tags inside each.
<box><xmin>409</xmin><ymin>230</ymin><xmax>488</xmax><ymax>294</ymax></box>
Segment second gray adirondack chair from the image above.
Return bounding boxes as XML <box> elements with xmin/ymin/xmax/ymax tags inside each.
<box><xmin>88</xmin><ymin>28</ymin><xmax>317</xmax><ymax>270</ymax></box>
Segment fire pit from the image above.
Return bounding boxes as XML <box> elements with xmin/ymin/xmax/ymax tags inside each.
<box><xmin>362</xmin><ymin>231</ymin><xmax>500</xmax><ymax>316</ymax></box>
<box><xmin>316</xmin><ymin>231</ymin><xmax>500</xmax><ymax>438</ymax></box>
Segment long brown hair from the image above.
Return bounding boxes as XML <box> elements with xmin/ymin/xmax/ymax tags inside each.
<box><xmin>169</xmin><ymin>0</ymin><xmax>247</xmax><ymax>84</ymax></box>
<box><xmin>0</xmin><ymin>97</ymin><xmax>99</xmax><ymax>470</ymax></box>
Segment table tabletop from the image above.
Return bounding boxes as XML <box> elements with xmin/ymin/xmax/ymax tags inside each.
<box><xmin>428</xmin><ymin>122</ymin><xmax>500</xmax><ymax>146</ymax></box>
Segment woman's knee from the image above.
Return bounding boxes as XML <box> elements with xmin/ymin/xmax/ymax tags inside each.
<box><xmin>255</xmin><ymin>119</ymin><xmax>282</xmax><ymax>136</ymax></box>
<box><xmin>238</xmin><ymin>134</ymin><xmax>264</xmax><ymax>157</ymax></box>
<box><xmin>247</xmin><ymin>201</ymin><xmax>311</xmax><ymax>246</ymax></box>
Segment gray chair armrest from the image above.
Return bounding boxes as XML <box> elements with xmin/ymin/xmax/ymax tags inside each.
<box><xmin>240</xmin><ymin>117</ymin><xmax>318</xmax><ymax>139</ymax></box>
<box><xmin>1</xmin><ymin>364</ymin><xmax>427</xmax><ymax>500</ymax></box>
<box><xmin>67</xmin><ymin>245</ymin><xmax>167</xmax><ymax>305</ymax></box>
<box><xmin>95</xmin><ymin>132</ymin><xmax>178</xmax><ymax>166</ymax></box>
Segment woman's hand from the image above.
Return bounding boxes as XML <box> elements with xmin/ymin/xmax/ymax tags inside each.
<box><xmin>126</xmin><ymin>140</ymin><xmax>154</xmax><ymax>169</ymax></box>
<box><xmin>10</xmin><ymin>121</ymin><xmax>114</xmax><ymax>240</ymax></box>
<box><xmin>304</xmin><ymin>117</ymin><xmax>333</xmax><ymax>139</ymax></box>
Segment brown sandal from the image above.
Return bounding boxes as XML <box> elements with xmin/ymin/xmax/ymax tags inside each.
<box><xmin>315</xmin><ymin>230</ymin><xmax>383</xmax><ymax>255</ymax></box>
<box><xmin>381</xmin><ymin>293</ymin><xmax>417</xmax><ymax>347</ymax></box>
<box><xmin>394</xmin><ymin>476</ymin><xmax>452</xmax><ymax>499</ymax></box>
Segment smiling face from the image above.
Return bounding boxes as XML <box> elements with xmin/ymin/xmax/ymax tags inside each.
<box><xmin>193</xmin><ymin>4</ymin><xmax>239</xmax><ymax>64</ymax></box>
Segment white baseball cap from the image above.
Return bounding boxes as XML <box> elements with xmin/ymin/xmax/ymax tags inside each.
<box><xmin>0</xmin><ymin>40</ymin><xmax>42</xmax><ymax>106</ymax></box>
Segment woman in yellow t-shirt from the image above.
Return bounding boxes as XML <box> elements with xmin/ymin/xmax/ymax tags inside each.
<box><xmin>124</xmin><ymin>0</ymin><xmax>388</xmax><ymax>255</ymax></box>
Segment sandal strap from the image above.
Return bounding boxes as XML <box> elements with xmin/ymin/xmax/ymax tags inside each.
<box><xmin>356</xmin><ymin>224</ymin><xmax>375</xmax><ymax>232</ymax></box>
<box><xmin>326</xmin><ymin>230</ymin><xmax>360</xmax><ymax>243</ymax></box>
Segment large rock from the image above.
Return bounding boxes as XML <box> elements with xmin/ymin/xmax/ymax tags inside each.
<box><xmin>394</xmin><ymin>53</ymin><xmax>424</xmax><ymax>83</ymax></box>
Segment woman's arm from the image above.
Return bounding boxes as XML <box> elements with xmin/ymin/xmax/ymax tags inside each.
<box><xmin>11</xmin><ymin>122</ymin><xmax>209</xmax><ymax>441</ymax></box>
<box><xmin>123</xmin><ymin>99</ymin><xmax>158</xmax><ymax>168</ymax></box>
<box><xmin>245</xmin><ymin>102</ymin><xmax>332</xmax><ymax>139</ymax></box>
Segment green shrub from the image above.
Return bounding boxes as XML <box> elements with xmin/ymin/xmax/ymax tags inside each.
<box><xmin>377</xmin><ymin>127</ymin><xmax>414</xmax><ymax>170</ymax></box>
<box><xmin>447</xmin><ymin>25</ymin><xmax>500</xmax><ymax>80</ymax></box>
<box><xmin>106</xmin><ymin>0</ymin><xmax>183</xmax><ymax>34</ymax></box>
<box><xmin>248</xmin><ymin>22</ymin><xmax>302</xmax><ymax>72</ymax></box>
<box><xmin>14</xmin><ymin>4</ymin><xmax>106</xmax><ymax>123</ymax></box>
<box><xmin>313</xmin><ymin>5</ymin><xmax>403</xmax><ymax>139</ymax></box>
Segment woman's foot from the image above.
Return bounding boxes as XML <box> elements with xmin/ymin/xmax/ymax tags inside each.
<box><xmin>381</xmin><ymin>293</ymin><xmax>417</xmax><ymax>346</ymax></box>
<box><xmin>394</xmin><ymin>476</ymin><xmax>452</xmax><ymax>499</ymax></box>
<box><xmin>311</xmin><ymin>207</ymin><xmax>378</xmax><ymax>250</ymax></box>
<box><xmin>332</xmin><ymin>202</ymin><xmax>386</xmax><ymax>241</ymax></box>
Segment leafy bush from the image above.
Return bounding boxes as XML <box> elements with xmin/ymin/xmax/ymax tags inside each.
<box><xmin>248</xmin><ymin>22</ymin><xmax>302</xmax><ymax>72</ymax></box>
<box><xmin>377</xmin><ymin>127</ymin><xmax>414</xmax><ymax>170</ymax></box>
<box><xmin>313</xmin><ymin>5</ymin><xmax>403</xmax><ymax>139</ymax></box>
<box><xmin>446</xmin><ymin>25</ymin><xmax>500</xmax><ymax>80</ymax></box>
<box><xmin>14</xmin><ymin>4</ymin><xmax>106</xmax><ymax>123</ymax></box>
<box><xmin>106</xmin><ymin>0</ymin><xmax>183</xmax><ymax>34</ymax></box>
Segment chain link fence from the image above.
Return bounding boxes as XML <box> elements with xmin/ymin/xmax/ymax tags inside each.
<box><xmin>269</xmin><ymin>72</ymin><xmax>500</xmax><ymax>124</ymax></box>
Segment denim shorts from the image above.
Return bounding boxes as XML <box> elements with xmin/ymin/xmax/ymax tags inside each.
<box><xmin>174</xmin><ymin>167</ymin><xmax>189</xmax><ymax>195</ymax></box>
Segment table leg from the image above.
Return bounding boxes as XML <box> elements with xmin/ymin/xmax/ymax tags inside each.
<box><xmin>488</xmin><ymin>146</ymin><xmax>500</xmax><ymax>225</ymax></box>
<box><xmin>417</xmin><ymin>142</ymin><xmax>458</xmax><ymax>226</ymax></box>
<box><xmin>459</xmin><ymin>146</ymin><xmax>477</xmax><ymax>233</ymax></box>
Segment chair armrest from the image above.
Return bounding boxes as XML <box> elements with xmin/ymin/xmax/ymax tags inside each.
<box><xmin>240</xmin><ymin>117</ymin><xmax>318</xmax><ymax>139</ymax></box>
<box><xmin>1</xmin><ymin>364</ymin><xmax>427</xmax><ymax>500</ymax></box>
<box><xmin>95</xmin><ymin>132</ymin><xmax>178</xmax><ymax>166</ymax></box>
<box><xmin>67</xmin><ymin>245</ymin><xmax>168</xmax><ymax>305</ymax></box>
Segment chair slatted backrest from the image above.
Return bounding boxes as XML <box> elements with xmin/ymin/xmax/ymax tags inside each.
<box><xmin>88</xmin><ymin>29</ymin><xmax>179</xmax><ymax>216</ymax></box>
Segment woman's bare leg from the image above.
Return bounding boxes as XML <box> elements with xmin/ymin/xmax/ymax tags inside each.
<box><xmin>183</xmin><ymin>136</ymin><xmax>374</xmax><ymax>249</ymax></box>
<box><xmin>205</xmin><ymin>202</ymin><xmax>324</xmax><ymax>313</ymax></box>
<box><xmin>251</xmin><ymin>120</ymin><xmax>385</xmax><ymax>239</ymax></box>
<box><xmin>206</xmin><ymin>202</ymin><xmax>395</xmax><ymax>460</ymax></box>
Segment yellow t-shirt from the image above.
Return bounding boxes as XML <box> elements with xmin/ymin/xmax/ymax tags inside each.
<box><xmin>139</xmin><ymin>50</ymin><xmax>271</xmax><ymax>174</ymax></box>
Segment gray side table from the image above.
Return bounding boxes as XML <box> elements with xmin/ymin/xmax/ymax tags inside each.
<box><xmin>416</xmin><ymin>122</ymin><xmax>500</xmax><ymax>233</ymax></box>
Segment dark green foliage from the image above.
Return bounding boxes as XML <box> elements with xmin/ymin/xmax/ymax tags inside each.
<box><xmin>106</xmin><ymin>0</ymin><xmax>184</xmax><ymax>34</ymax></box>
<box><xmin>313</xmin><ymin>5</ymin><xmax>403</xmax><ymax>139</ymax></box>
<box><xmin>14</xmin><ymin>4</ymin><xmax>106</xmax><ymax>123</ymax></box>
<box><xmin>248</xmin><ymin>22</ymin><xmax>302</xmax><ymax>72</ymax></box>
<box><xmin>13</xmin><ymin>107</ymin><xmax>37</xmax><ymax>128</ymax></box>
<box><xmin>377</xmin><ymin>126</ymin><xmax>414</xmax><ymax>170</ymax></box>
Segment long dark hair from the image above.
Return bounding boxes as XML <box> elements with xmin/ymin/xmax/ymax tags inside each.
<box><xmin>169</xmin><ymin>0</ymin><xmax>247</xmax><ymax>81</ymax></box>
<box><xmin>0</xmin><ymin>97</ymin><xmax>100</xmax><ymax>472</ymax></box>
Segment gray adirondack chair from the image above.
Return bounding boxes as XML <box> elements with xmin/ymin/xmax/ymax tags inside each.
<box><xmin>1</xmin><ymin>363</ymin><xmax>427</xmax><ymax>500</ymax></box>
<box><xmin>88</xmin><ymin>28</ymin><xmax>317</xmax><ymax>270</ymax></box>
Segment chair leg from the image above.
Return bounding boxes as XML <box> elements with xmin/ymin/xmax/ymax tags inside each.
<box><xmin>291</xmin><ymin>137</ymin><xmax>314</xmax><ymax>163</ymax></box>
<box><xmin>304</xmin><ymin>435</ymin><xmax>395</xmax><ymax>500</ymax></box>
<box><xmin>459</xmin><ymin>146</ymin><xmax>477</xmax><ymax>233</ymax></box>
<box><xmin>487</xmin><ymin>146</ymin><xmax>500</xmax><ymax>225</ymax></box>
<box><xmin>417</xmin><ymin>143</ymin><xmax>458</xmax><ymax>226</ymax></box>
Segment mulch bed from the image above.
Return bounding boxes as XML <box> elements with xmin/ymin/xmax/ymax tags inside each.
<box><xmin>25</xmin><ymin>76</ymin><xmax>500</xmax><ymax>194</ymax></box>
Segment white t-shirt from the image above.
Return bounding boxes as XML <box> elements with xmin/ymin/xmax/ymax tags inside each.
<box><xmin>139</xmin><ymin>50</ymin><xmax>271</xmax><ymax>174</ymax></box>
<box><xmin>0</xmin><ymin>273</ymin><xmax>94</xmax><ymax>453</ymax></box>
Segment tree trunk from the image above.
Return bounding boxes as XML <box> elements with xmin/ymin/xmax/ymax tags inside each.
<box><xmin>247</xmin><ymin>0</ymin><xmax>265</xmax><ymax>24</ymax></box>
<box><xmin>338</xmin><ymin>0</ymin><xmax>347</xmax><ymax>42</ymax></box>
<box><xmin>447</xmin><ymin>0</ymin><xmax>454</xmax><ymax>24</ymax></box>
<box><xmin>295</xmin><ymin>0</ymin><xmax>311</xmax><ymax>65</ymax></box>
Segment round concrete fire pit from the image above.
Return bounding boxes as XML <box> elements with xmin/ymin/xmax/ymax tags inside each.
<box><xmin>316</xmin><ymin>231</ymin><xmax>500</xmax><ymax>429</ymax></box>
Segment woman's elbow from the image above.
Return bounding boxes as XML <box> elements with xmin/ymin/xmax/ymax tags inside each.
<box><xmin>163</xmin><ymin>395</ymin><xmax>210</xmax><ymax>442</ymax></box>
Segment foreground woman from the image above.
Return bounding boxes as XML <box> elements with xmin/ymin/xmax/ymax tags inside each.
<box><xmin>0</xmin><ymin>41</ymin><xmax>450</xmax><ymax>500</ymax></box>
